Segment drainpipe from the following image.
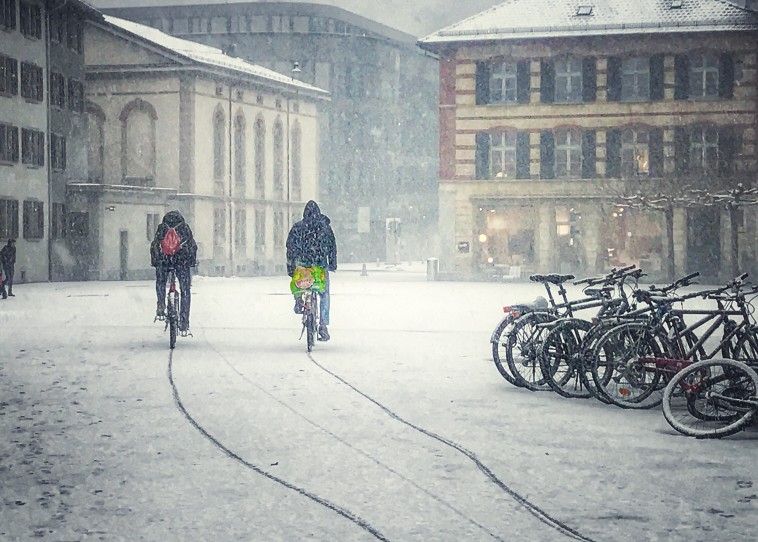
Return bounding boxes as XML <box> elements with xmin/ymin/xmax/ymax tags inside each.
<box><xmin>228</xmin><ymin>83</ymin><xmax>234</xmax><ymax>276</ymax></box>
<box><xmin>45</xmin><ymin>7</ymin><xmax>53</xmax><ymax>281</ymax></box>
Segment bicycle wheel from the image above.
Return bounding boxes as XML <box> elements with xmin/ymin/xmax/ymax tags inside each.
<box><xmin>662</xmin><ymin>358</ymin><xmax>758</xmax><ymax>438</ymax></box>
<box><xmin>492</xmin><ymin>317</ymin><xmax>524</xmax><ymax>387</ymax></box>
<box><xmin>305</xmin><ymin>301</ymin><xmax>316</xmax><ymax>352</ymax></box>
<box><xmin>578</xmin><ymin>322</ymin><xmax>617</xmax><ymax>404</ymax></box>
<box><xmin>539</xmin><ymin>318</ymin><xmax>593</xmax><ymax>398</ymax></box>
<box><xmin>722</xmin><ymin>330</ymin><xmax>758</xmax><ymax>365</ymax></box>
<box><xmin>505</xmin><ymin>312</ymin><xmax>556</xmax><ymax>391</ymax></box>
<box><xmin>168</xmin><ymin>292</ymin><xmax>178</xmax><ymax>350</ymax></box>
<box><xmin>590</xmin><ymin>322</ymin><xmax>670</xmax><ymax>409</ymax></box>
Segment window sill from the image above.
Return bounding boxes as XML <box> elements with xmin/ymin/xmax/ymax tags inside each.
<box><xmin>0</xmin><ymin>91</ymin><xmax>16</xmax><ymax>99</ymax></box>
<box><xmin>0</xmin><ymin>160</ymin><xmax>17</xmax><ymax>166</ymax></box>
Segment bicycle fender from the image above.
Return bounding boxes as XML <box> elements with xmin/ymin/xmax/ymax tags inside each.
<box><xmin>490</xmin><ymin>316</ymin><xmax>513</xmax><ymax>343</ymax></box>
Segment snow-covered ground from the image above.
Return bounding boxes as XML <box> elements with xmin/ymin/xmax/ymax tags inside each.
<box><xmin>1</xmin><ymin>265</ymin><xmax>757</xmax><ymax>541</ymax></box>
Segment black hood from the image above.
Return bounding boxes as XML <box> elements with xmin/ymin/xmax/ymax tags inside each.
<box><xmin>303</xmin><ymin>201</ymin><xmax>321</xmax><ymax>220</ymax></box>
<box><xmin>162</xmin><ymin>210</ymin><xmax>185</xmax><ymax>228</ymax></box>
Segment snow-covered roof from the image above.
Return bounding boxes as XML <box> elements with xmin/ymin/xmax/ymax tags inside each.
<box><xmin>420</xmin><ymin>0</ymin><xmax>758</xmax><ymax>46</ymax></box>
<box><xmin>101</xmin><ymin>15</ymin><xmax>328</xmax><ymax>96</ymax></box>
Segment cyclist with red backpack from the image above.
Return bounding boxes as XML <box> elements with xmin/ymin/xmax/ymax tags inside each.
<box><xmin>150</xmin><ymin>210</ymin><xmax>198</xmax><ymax>333</ymax></box>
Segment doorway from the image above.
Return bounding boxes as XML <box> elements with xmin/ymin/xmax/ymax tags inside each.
<box><xmin>687</xmin><ymin>207</ymin><xmax>721</xmax><ymax>280</ymax></box>
<box><xmin>120</xmin><ymin>230</ymin><xmax>128</xmax><ymax>280</ymax></box>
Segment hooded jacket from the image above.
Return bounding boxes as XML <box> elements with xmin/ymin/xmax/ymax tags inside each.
<box><xmin>0</xmin><ymin>241</ymin><xmax>15</xmax><ymax>266</ymax></box>
<box><xmin>150</xmin><ymin>211</ymin><xmax>198</xmax><ymax>268</ymax></box>
<box><xmin>286</xmin><ymin>201</ymin><xmax>337</xmax><ymax>276</ymax></box>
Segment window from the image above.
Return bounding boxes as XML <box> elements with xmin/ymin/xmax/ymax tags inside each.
<box><xmin>68</xmin><ymin>79</ymin><xmax>84</xmax><ymax>113</ymax></box>
<box><xmin>1</xmin><ymin>0</ymin><xmax>16</xmax><ymax>30</ymax></box>
<box><xmin>21</xmin><ymin>128</ymin><xmax>44</xmax><ymax>167</ymax></box>
<box><xmin>51</xmin><ymin>203</ymin><xmax>66</xmax><ymax>240</ymax></box>
<box><xmin>675</xmin><ymin>125</ymin><xmax>737</xmax><ymax>177</ymax></box>
<box><xmin>621</xmin><ymin>57</ymin><xmax>650</xmax><ymax>101</ymax></box>
<box><xmin>87</xmin><ymin>107</ymin><xmax>105</xmax><ymax>182</ymax></box>
<box><xmin>254</xmin><ymin>117</ymin><xmax>265</xmax><ymax>198</ymax></box>
<box><xmin>68</xmin><ymin>212</ymin><xmax>88</xmax><ymax>237</ymax></box>
<box><xmin>234</xmin><ymin>113</ymin><xmax>246</xmax><ymax>191</ymax></box>
<box><xmin>606</xmin><ymin>127</ymin><xmax>663</xmax><ymax>178</ymax></box>
<box><xmin>690</xmin><ymin>126</ymin><xmax>720</xmax><ymax>174</ymax></box>
<box><xmin>23</xmin><ymin>200</ymin><xmax>44</xmax><ymax>239</ymax></box>
<box><xmin>67</xmin><ymin>19</ymin><xmax>83</xmax><ymax>53</ymax></box>
<box><xmin>50</xmin><ymin>11</ymin><xmax>66</xmax><ymax>44</ymax></box>
<box><xmin>20</xmin><ymin>1</ymin><xmax>41</xmax><ymax>39</ymax></box>
<box><xmin>273</xmin><ymin>210</ymin><xmax>284</xmax><ymax>247</ymax></box>
<box><xmin>213</xmin><ymin>208</ymin><xmax>226</xmax><ymax>251</ymax></box>
<box><xmin>0</xmin><ymin>199</ymin><xmax>19</xmax><ymax>239</ymax></box>
<box><xmin>621</xmin><ymin>129</ymin><xmax>649</xmax><ymax>176</ymax></box>
<box><xmin>20</xmin><ymin>62</ymin><xmax>43</xmax><ymax>102</ymax></box>
<box><xmin>273</xmin><ymin>120</ymin><xmax>284</xmax><ymax>199</ymax></box>
<box><xmin>291</xmin><ymin>121</ymin><xmax>302</xmax><ymax>201</ymax></box>
<box><xmin>0</xmin><ymin>55</ymin><xmax>18</xmax><ymax>96</ymax></box>
<box><xmin>146</xmin><ymin>213</ymin><xmax>159</xmax><ymax>241</ymax></box>
<box><xmin>555</xmin><ymin>129</ymin><xmax>583</xmax><ymax>178</ymax></box>
<box><xmin>555</xmin><ymin>58</ymin><xmax>583</xmax><ymax>103</ymax></box>
<box><xmin>50</xmin><ymin>72</ymin><xmax>65</xmax><ymax>108</ymax></box>
<box><xmin>476</xmin><ymin>60</ymin><xmax>530</xmax><ymax>105</ymax></box>
<box><xmin>690</xmin><ymin>53</ymin><xmax>719</xmax><ymax>99</ymax></box>
<box><xmin>121</xmin><ymin>99</ymin><xmax>156</xmax><ymax>185</ymax></box>
<box><xmin>490</xmin><ymin>131</ymin><xmax>517</xmax><ymax>178</ymax></box>
<box><xmin>490</xmin><ymin>62</ymin><xmax>518</xmax><ymax>103</ymax></box>
<box><xmin>0</xmin><ymin>123</ymin><xmax>19</xmax><ymax>163</ymax></box>
<box><xmin>50</xmin><ymin>133</ymin><xmax>66</xmax><ymax>171</ymax></box>
<box><xmin>254</xmin><ymin>209</ymin><xmax>265</xmax><ymax>248</ymax></box>
<box><xmin>213</xmin><ymin>108</ymin><xmax>225</xmax><ymax>181</ymax></box>
<box><xmin>234</xmin><ymin>209</ymin><xmax>246</xmax><ymax>248</ymax></box>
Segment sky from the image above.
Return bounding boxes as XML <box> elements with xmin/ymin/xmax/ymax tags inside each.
<box><xmin>87</xmin><ymin>0</ymin><xmax>507</xmax><ymax>38</ymax></box>
<box><xmin>2</xmin><ymin>264</ymin><xmax>758</xmax><ymax>540</ymax></box>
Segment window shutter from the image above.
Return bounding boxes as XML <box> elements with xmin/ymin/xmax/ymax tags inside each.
<box><xmin>605</xmin><ymin>128</ymin><xmax>621</xmax><ymax>178</ymax></box>
<box><xmin>9</xmin><ymin>59</ymin><xmax>18</xmax><ymax>95</ymax></box>
<box><xmin>540</xmin><ymin>131</ymin><xmax>555</xmax><ymax>179</ymax></box>
<box><xmin>606</xmin><ymin>57</ymin><xmax>622</xmax><ymax>102</ymax></box>
<box><xmin>674</xmin><ymin>126</ymin><xmax>690</xmax><ymax>175</ymax></box>
<box><xmin>718</xmin><ymin>127</ymin><xmax>737</xmax><ymax>177</ymax></box>
<box><xmin>37</xmin><ymin>203</ymin><xmax>44</xmax><ymax>237</ymax></box>
<box><xmin>582</xmin><ymin>57</ymin><xmax>597</xmax><ymax>103</ymax></box>
<box><xmin>674</xmin><ymin>55</ymin><xmax>690</xmax><ymax>100</ymax></box>
<box><xmin>719</xmin><ymin>52</ymin><xmax>735</xmax><ymax>99</ymax></box>
<box><xmin>517</xmin><ymin>60</ymin><xmax>531</xmax><ymax>104</ymax></box>
<box><xmin>540</xmin><ymin>60</ymin><xmax>555</xmax><ymax>103</ymax></box>
<box><xmin>23</xmin><ymin>201</ymin><xmax>30</xmax><ymax>239</ymax></box>
<box><xmin>475</xmin><ymin>61</ymin><xmax>491</xmax><ymax>105</ymax></box>
<box><xmin>649</xmin><ymin>127</ymin><xmax>664</xmax><ymax>177</ymax></box>
<box><xmin>650</xmin><ymin>54</ymin><xmax>665</xmax><ymax>101</ymax></box>
<box><xmin>582</xmin><ymin>130</ymin><xmax>596</xmax><ymax>179</ymax></box>
<box><xmin>475</xmin><ymin>132</ymin><xmax>490</xmax><ymax>179</ymax></box>
<box><xmin>10</xmin><ymin>126</ymin><xmax>19</xmax><ymax>162</ymax></box>
<box><xmin>38</xmin><ymin>132</ymin><xmax>45</xmax><ymax>167</ymax></box>
<box><xmin>516</xmin><ymin>132</ymin><xmax>531</xmax><ymax>179</ymax></box>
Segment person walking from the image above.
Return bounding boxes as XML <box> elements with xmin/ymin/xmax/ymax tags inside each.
<box><xmin>150</xmin><ymin>211</ymin><xmax>197</xmax><ymax>334</ymax></box>
<box><xmin>0</xmin><ymin>239</ymin><xmax>16</xmax><ymax>297</ymax></box>
<box><xmin>286</xmin><ymin>201</ymin><xmax>337</xmax><ymax>341</ymax></box>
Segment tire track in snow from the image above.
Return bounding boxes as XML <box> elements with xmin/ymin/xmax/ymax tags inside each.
<box><xmin>308</xmin><ymin>354</ymin><xmax>599</xmax><ymax>542</ymax></box>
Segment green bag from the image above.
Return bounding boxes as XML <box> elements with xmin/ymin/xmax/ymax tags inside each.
<box><xmin>290</xmin><ymin>265</ymin><xmax>326</xmax><ymax>294</ymax></box>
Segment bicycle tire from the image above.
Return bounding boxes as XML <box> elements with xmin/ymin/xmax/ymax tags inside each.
<box><xmin>306</xmin><ymin>312</ymin><xmax>315</xmax><ymax>352</ymax></box>
<box><xmin>539</xmin><ymin>318</ymin><xmax>593</xmax><ymax>398</ymax></box>
<box><xmin>590</xmin><ymin>322</ymin><xmax>670</xmax><ymax>409</ymax></box>
<box><xmin>491</xmin><ymin>317</ymin><xmax>524</xmax><ymax>387</ymax></box>
<box><xmin>168</xmin><ymin>292</ymin><xmax>178</xmax><ymax>350</ymax></box>
<box><xmin>505</xmin><ymin>312</ymin><xmax>556</xmax><ymax>390</ymax></box>
<box><xmin>662</xmin><ymin>358</ymin><xmax>758</xmax><ymax>438</ymax></box>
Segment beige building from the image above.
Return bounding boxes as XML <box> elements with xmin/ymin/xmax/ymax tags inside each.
<box><xmin>420</xmin><ymin>0</ymin><xmax>758</xmax><ymax>282</ymax></box>
<box><xmin>79</xmin><ymin>16</ymin><xmax>327</xmax><ymax>280</ymax></box>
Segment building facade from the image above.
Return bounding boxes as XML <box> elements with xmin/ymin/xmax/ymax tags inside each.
<box><xmin>0</xmin><ymin>0</ymin><xmax>100</xmax><ymax>283</ymax></box>
<box><xmin>91</xmin><ymin>1</ymin><xmax>439</xmax><ymax>264</ymax></box>
<box><xmin>80</xmin><ymin>16</ymin><xmax>327</xmax><ymax>280</ymax></box>
<box><xmin>420</xmin><ymin>0</ymin><xmax>758</xmax><ymax>282</ymax></box>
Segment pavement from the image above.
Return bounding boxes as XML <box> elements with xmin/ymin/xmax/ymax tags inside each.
<box><xmin>1</xmin><ymin>268</ymin><xmax>758</xmax><ymax>542</ymax></box>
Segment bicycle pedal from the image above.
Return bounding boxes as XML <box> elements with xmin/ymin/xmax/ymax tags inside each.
<box><xmin>180</xmin><ymin>330</ymin><xmax>193</xmax><ymax>337</ymax></box>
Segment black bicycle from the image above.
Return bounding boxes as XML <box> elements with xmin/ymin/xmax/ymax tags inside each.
<box><xmin>293</xmin><ymin>265</ymin><xmax>326</xmax><ymax>352</ymax></box>
<box><xmin>154</xmin><ymin>267</ymin><xmax>180</xmax><ymax>349</ymax></box>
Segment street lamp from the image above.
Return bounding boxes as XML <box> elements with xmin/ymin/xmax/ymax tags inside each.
<box><xmin>287</xmin><ymin>61</ymin><xmax>302</xmax><ymax>232</ymax></box>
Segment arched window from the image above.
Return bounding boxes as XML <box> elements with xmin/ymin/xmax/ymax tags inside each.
<box><xmin>291</xmin><ymin>121</ymin><xmax>302</xmax><ymax>201</ymax></box>
<box><xmin>254</xmin><ymin>116</ymin><xmax>265</xmax><ymax>199</ymax></box>
<box><xmin>273</xmin><ymin>118</ymin><xmax>284</xmax><ymax>199</ymax></box>
<box><xmin>120</xmin><ymin>99</ymin><xmax>156</xmax><ymax>185</ymax></box>
<box><xmin>87</xmin><ymin>104</ymin><xmax>106</xmax><ymax>183</ymax></box>
<box><xmin>234</xmin><ymin>111</ymin><xmax>246</xmax><ymax>195</ymax></box>
<box><xmin>213</xmin><ymin>107</ymin><xmax>226</xmax><ymax>183</ymax></box>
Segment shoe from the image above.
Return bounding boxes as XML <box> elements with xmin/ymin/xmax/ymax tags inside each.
<box><xmin>294</xmin><ymin>298</ymin><xmax>304</xmax><ymax>314</ymax></box>
<box><xmin>7</xmin><ymin>292</ymin><xmax>14</xmax><ymax>297</ymax></box>
<box><xmin>318</xmin><ymin>325</ymin><xmax>330</xmax><ymax>342</ymax></box>
<box><xmin>156</xmin><ymin>304</ymin><xmax>165</xmax><ymax>319</ymax></box>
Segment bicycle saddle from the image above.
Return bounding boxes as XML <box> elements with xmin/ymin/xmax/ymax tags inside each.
<box><xmin>529</xmin><ymin>273</ymin><xmax>576</xmax><ymax>285</ymax></box>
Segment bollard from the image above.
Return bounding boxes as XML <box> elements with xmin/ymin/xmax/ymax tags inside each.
<box><xmin>361</xmin><ymin>263</ymin><xmax>368</xmax><ymax>276</ymax></box>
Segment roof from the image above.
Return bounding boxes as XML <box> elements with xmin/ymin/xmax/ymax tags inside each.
<box><xmin>419</xmin><ymin>0</ymin><xmax>758</xmax><ymax>47</ymax></box>
<box><xmin>98</xmin><ymin>15</ymin><xmax>328</xmax><ymax>96</ymax></box>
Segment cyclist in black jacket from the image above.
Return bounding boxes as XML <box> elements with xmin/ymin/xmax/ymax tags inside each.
<box><xmin>286</xmin><ymin>201</ymin><xmax>337</xmax><ymax>341</ymax></box>
<box><xmin>150</xmin><ymin>210</ymin><xmax>197</xmax><ymax>332</ymax></box>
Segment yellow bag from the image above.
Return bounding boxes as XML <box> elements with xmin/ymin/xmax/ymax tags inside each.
<box><xmin>290</xmin><ymin>265</ymin><xmax>326</xmax><ymax>294</ymax></box>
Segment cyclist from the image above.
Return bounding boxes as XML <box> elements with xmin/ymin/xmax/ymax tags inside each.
<box><xmin>286</xmin><ymin>200</ymin><xmax>337</xmax><ymax>341</ymax></box>
<box><xmin>150</xmin><ymin>210</ymin><xmax>198</xmax><ymax>333</ymax></box>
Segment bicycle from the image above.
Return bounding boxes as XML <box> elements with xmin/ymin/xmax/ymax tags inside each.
<box><xmin>154</xmin><ymin>266</ymin><xmax>180</xmax><ymax>349</ymax></box>
<box><xmin>291</xmin><ymin>265</ymin><xmax>326</xmax><ymax>352</ymax></box>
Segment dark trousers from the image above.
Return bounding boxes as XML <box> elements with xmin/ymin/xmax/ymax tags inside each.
<box><xmin>3</xmin><ymin>264</ymin><xmax>13</xmax><ymax>293</ymax></box>
<box><xmin>156</xmin><ymin>266</ymin><xmax>192</xmax><ymax>328</ymax></box>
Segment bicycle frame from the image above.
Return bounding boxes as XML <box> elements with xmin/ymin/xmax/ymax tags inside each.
<box><xmin>300</xmin><ymin>287</ymin><xmax>320</xmax><ymax>351</ymax></box>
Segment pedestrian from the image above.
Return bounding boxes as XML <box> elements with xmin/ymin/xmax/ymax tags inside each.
<box><xmin>150</xmin><ymin>211</ymin><xmax>197</xmax><ymax>334</ymax></box>
<box><xmin>286</xmin><ymin>200</ymin><xmax>337</xmax><ymax>341</ymax></box>
<box><xmin>0</xmin><ymin>239</ymin><xmax>16</xmax><ymax>297</ymax></box>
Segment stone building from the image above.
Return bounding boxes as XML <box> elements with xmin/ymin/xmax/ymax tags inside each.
<box><xmin>419</xmin><ymin>0</ymin><xmax>758</xmax><ymax>282</ymax></box>
<box><xmin>80</xmin><ymin>15</ymin><xmax>327</xmax><ymax>280</ymax></box>
<box><xmin>0</xmin><ymin>0</ymin><xmax>101</xmax><ymax>283</ymax></box>
<box><xmin>89</xmin><ymin>0</ymin><xmax>439</xmax><ymax>264</ymax></box>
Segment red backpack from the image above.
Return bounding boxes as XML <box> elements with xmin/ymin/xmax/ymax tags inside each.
<box><xmin>160</xmin><ymin>226</ymin><xmax>181</xmax><ymax>256</ymax></box>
